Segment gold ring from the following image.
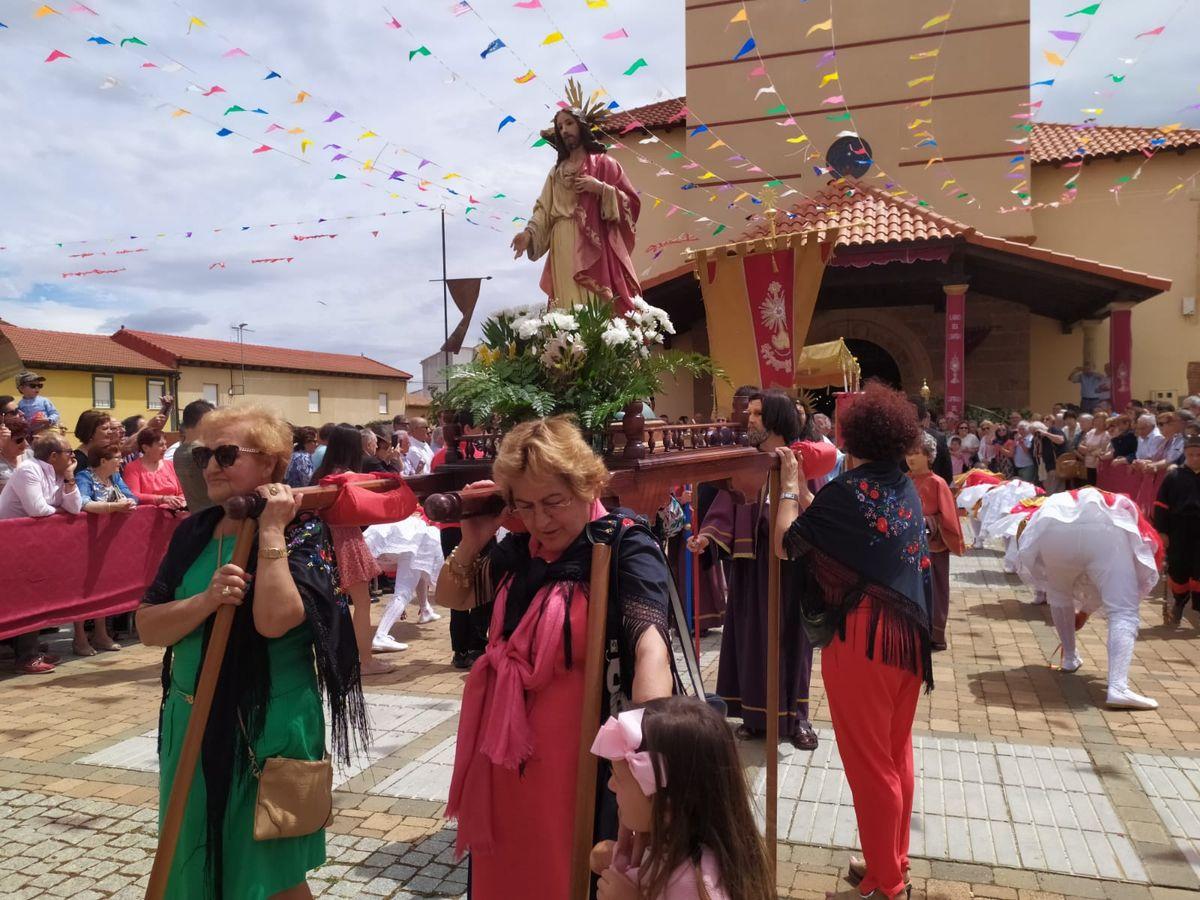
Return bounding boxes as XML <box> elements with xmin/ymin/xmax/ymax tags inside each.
<box><xmin>221</xmin><ymin>586</ymin><xmax>232</xmax><ymax>596</ymax></box>
<box><xmin>268</xmin><ymin>485</ymin><xmax>279</xmax><ymax>496</ymax></box>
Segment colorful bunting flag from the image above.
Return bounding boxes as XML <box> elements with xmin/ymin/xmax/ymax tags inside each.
<box><xmin>826</xmin><ymin>111</ymin><xmax>852</xmax><ymax>121</ymax></box>
<box><xmin>1043</xmin><ymin>50</ymin><xmax>1066</xmax><ymax>66</ymax></box>
<box><xmin>224</xmin><ymin>105</ymin><xmax>245</xmax><ymax>114</ymax></box>
<box><xmin>532</xmin><ymin>137</ymin><xmax>548</xmax><ymax>147</ymax></box>
<box><xmin>1066</xmin><ymin>3</ymin><xmax>1101</xmax><ymax>15</ymax></box>
<box><xmin>922</xmin><ymin>12</ymin><xmax>950</xmax><ymax>29</ymax></box>
<box><xmin>786</xmin><ymin>136</ymin><xmax>808</xmax><ymax>144</ymax></box>
<box><xmin>821</xmin><ymin>95</ymin><xmax>844</xmax><ymax>104</ymax></box>
<box><xmin>514</xmin><ymin>0</ymin><xmax>542</xmax><ymax>8</ymax></box>
<box><xmin>1049</xmin><ymin>29</ymin><xmax>1082</xmax><ymax>41</ymax></box>
<box><xmin>449</xmin><ymin>1</ymin><xmax>472</xmax><ymax>15</ymax></box>
<box><xmin>733</xmin><ymin>37</ymin><xmax>756</xmax><ymax>60</ymax></box>
<box><xmin>623</xmin><ymin>58</ymin><xmax>647</xmax><ymax>75</ymax></box>
<box><xmin>300</xmin><ymin>139</ymin><xmax>312</xmax><ymax>152</ymax></box>
<box><xmin>359</xmin><ymin>130</ymin><xmax>377</xmax><ymax>139</ymax></box>
<box><xmin>293</xmin><ymin>91</ymin><xmax>310</xmax><ymax>103</ymax></box>
<box><xmin>1107</xmin><ymin>73</ymin><xmax>1125</xmax><ymax>82</ymax></box>
<box><xmin>729</xmin><ymin>8</ymin><xmax>747</xmax><ymax>23</ymax></box>
<box><xmin>44</xmin><ymin>49</ymin><xmax>71</xmax><ymax>62</ymax></box>
<box><xmin>541</xmin><ymin>31</ymin><xmax>563</xmax><ymax>45</ymax></box>
<box><xmin>1136</xmin><ymin>26</ymin><xmax>1165</xmax><ymax>38</ymax></box>
<box><xmin>252</xmin><ymin>145</ymin><xmax>271</xmax><ymax>154</ymax></box>
<box><xmin>603</xmin><ymin>28</ymin><xmax>628</xmax><ymax>39</ymax></box>
<box><xmin>481</xmin><ymin>38</ymin><xmax>505</xmax><ymax>58</ymax></box>
<box><xmin>332</xmin><ymin>174</ymin><xmax>346</xmax><ymax>180</ymax></box>
<box><xmin>564</xmin><ymin>63</ymin><xmax>587</xmax><ymax>75</ymax></box>
<box><xmin>223</xmin><ymin>47</ymin><xmax>248</xmax><ymax>58</ymax></box>
<box><xmin>264</xmin><ymin>70</ymin><xmax>280</xmax><ymax>79</ymax></box>
<box><xmin>215</xmin><ymin>127</ymin><xmax>232</xmax><ymax>136</ymax></box>
<box><xmin>765</xmin><ymin>103</ymin><xmax>788</xmax><ymax>115</ymax></box>
<box><xmin>171</xmin><ymin>108</ymin><xmax>190</xmax><ymax>118</ymax></box>
<box><xmin>514</xmin><ymin>69</ymin><xmax>536</xmax><ymax>83</ymax></box>
<box><xmin>34</xmin><ymin>5</ymin><xmax>60</xmax><ymax>17</ymax></box>
<box><xmin>910</xmin><ymin>48</ymin><xmax>939</xmax><ymax>60</ymax></box>
<box><xmin>120</xmin><ymin>36</ymin><xmax>147</xmax><ymax>46</ymax></box>
<box><xmin>820</xmin><ymin>72</ymin><xmax>840</xmax><ymax>87</ymax></box>
<box><xmin>87</xmin><ymin>36</ymin><xmax>113</xmax><ymax>45</ymax></box>
<box><xmin>498</xmin><ymin>115</ymin><xmax>516</xmax><ymax>130</ymax></box>
<box><xmin>409</xmin><ymin>46</ymin><xmax>431</xmax><ymax>60</ymax></box>
<box><xmin>908</xmin><ymin>75</ymin><xmax>934</xmax><ymax>87</ymax></box>
<box><xmin>386</xmin><ymin>15</ymin><xmax>401</xmax><ymax>28</ymax></box>
<box><xmin>324</xmin><ymin>111</ymin><xmax>344</xmax><ymax>122</ymax></box>
<box><xmin>586</xmin><ymin>0</ymin><xmax>607</xmax><ymax>7</ymax></box>
<box><xmin>806</xmin><ymin>19</ymin><xmax>832</xmax><ymax>37</ymax></box>
<box><xmin>187</xmin><ymin>16</ymin><xmax>205</xmax><ymax>31</ymax></box>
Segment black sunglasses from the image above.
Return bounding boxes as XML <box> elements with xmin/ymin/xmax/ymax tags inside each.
<box><xmin>192</xmin><ymin>444</ymin><xmax>265</xmax><ymax>470</ymax></box>
<box><xmin>11</xmin><ymin>436</ymin><xmax>27</xmax><ymax>444</ymax></box>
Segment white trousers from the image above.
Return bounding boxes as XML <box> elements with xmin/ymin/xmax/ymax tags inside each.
<box><xmin>1034</xmin><ymin>522</ymin><xmax>1142</xmax><ymax>693</ymax></box>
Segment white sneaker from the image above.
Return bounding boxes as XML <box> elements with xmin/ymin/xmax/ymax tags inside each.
<box><xmin>372</xmin><ymin>635</ymin><xmax>409</xmax><ymax>653</ymax></box>
<box><xmin>1106</xmin><ymin>687</ymin><xmax>1158</xmax><ymax>710</ymax></box>
<box><xmin>418</xmin><ymin>605</ymin><xmax>442</xmax><ymax>624</ymax></box>
<box><xmin>1060</xmin><ymin>655</ymin><xmax>1083</xmax><ymax>673</ymax></box>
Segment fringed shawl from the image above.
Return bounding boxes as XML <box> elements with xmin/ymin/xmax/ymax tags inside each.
<box><xmin>783</xmin><ymin>461</ymin><xmax>935</xmax><ymax>690</ymax></box>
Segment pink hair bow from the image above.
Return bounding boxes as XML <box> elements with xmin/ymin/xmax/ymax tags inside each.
<box><xmin>590</xmin><ymin>708</ymin><xmax>662</xmax><ymax>796</ymax></box>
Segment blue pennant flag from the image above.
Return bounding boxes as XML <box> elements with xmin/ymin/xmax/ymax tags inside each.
<box><xmin>480</xmin><ymin>38</ymin><xmax>505</xmax><ymax>59</ymax></box>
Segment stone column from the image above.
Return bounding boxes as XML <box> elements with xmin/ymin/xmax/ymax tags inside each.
<box><xmin>1107</xmin><ymin>301</ymin><xmax>1136</xmax><ymax>411</ymax></box>
<box><xmin>1080</xmin><ymin>319</ymin><xmax>1103</xmax><ymax>369</ymax></box>
<box><xmin>943</xmin><ymin>283</ymin><xmax>969</xmax><ymax>421</ymax></box>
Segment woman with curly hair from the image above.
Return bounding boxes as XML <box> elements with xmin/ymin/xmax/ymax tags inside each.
<box><xmin>773</xmin><ymin>381</ymin><xmax>932</xmax><ymax>900</ymax></box>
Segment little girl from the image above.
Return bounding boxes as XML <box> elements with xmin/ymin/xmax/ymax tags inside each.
<box><xmin>590</xmin><ymin>697</ymin><xmax>773</xmax><ymax>900</ymax></box>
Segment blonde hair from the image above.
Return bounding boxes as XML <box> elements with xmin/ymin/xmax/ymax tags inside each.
<box><xmin>198</xmin><ymin>404</ymin><xmax>293</xmax><ymax>480</ymax></box>
<box><xmin>492</xmin><ymin>416</ymin><xmax>609</xmax><ymax>502</ymax></box>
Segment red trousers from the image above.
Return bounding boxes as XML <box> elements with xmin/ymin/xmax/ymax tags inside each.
<box><xmin>822</xmin><ymin>607</ymin><xmax>922</xmax><ymax>899</ymax></box>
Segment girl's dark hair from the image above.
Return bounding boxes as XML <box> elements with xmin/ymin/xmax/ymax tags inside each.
<box><xmin>840</xmin><ymin>380</ymin><xmax>922</xmax><ymax>462</ymax></box>
<box><xmin>121</xmin><ymin>414</ymin><xmax>144</xmax><ymax>437</ymax></box>
<box><xmin>638</xmin><ymin>697</ymin><xmax>774</xmax><ymax>900</ymax></box>
<box><xmin>752</xmin><ymin>390</ymin><xmax>801</xmax><ymax>444</ymax></box>
<box><xmin>311</xmin><ymin>424</ymin><xmax>363</xmax><ymax>483</ymax></box>
<box><xmin>317</xmin><ymin>421</ymin><xmax>336</xmax><ymax>441</ymax></box>
<box><xmin>74</xmin><ymin>409</ymin><xmax>112</xmax><ymax>444</ymax></box>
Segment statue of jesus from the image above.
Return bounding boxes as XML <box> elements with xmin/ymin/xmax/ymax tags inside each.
<box><xmin>510</xmin><ymin>81</ymin><xmax>642</xmax><ymax>315</ymax></box>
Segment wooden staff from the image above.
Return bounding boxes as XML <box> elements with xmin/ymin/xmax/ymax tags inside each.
<box><xmin>765</xmin><ymin>468</ymin><xmax>781</xmax><ymax>875</ymax></box>
<box><xmin>569</xmin><ymin>542</ymin><xmax>614</xmax><ymax>900</ymax></box>
<box><xmin>146</xmin><ymin>477</ymin><xmax>403</xmax><ymax>900</ymax></box>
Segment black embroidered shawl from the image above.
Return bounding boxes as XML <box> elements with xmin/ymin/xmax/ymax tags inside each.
<box><xmin>783</xmin><ymin>460</ymin><xmax>935</xmax><ymax>690</ymax></box>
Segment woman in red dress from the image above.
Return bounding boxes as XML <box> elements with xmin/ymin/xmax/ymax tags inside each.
<box><xmin>436</xmin><ymin>416</ymin><xmax>674</xmax><ymax>898</ymax></box>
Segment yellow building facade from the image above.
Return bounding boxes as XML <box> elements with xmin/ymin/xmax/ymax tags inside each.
<box><xmin>0</xmin><ymin>320</ymin><xmax>410</xmax><ymax>431</ymax></box>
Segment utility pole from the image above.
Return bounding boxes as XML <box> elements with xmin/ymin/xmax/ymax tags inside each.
<box><xmin>231</xmin><ymin>322</ymin><xmax>253</xmax><ymax>397</ymax></box>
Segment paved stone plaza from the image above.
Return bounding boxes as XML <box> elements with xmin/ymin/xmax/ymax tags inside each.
<box><xmin>4</xmin><ymin>547</ymin><xmax>1200</xmax><ymax>899</ymax></box>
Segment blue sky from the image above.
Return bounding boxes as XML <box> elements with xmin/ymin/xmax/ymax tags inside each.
<box><xmin>0</xmin><ymin>0</ymin><xmax>1195</xmax><ymax>386</ymax></box>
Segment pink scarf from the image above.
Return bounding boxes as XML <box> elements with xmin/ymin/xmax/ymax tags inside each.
<box><xmin>446</xmin><ymin>500</ymin><xmax>607</xmax><ymax>856</ymax></box>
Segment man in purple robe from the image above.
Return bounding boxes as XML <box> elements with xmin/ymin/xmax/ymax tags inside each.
<box><xmin>689</xmin><ymin>388</ymin><xmax>818</xmax><ymax>750</ymax></box>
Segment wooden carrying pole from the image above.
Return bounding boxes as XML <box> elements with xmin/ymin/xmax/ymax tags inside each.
<box><xmin>569</xmin><ymin>542</ymin><xmax>614</xmax><ymax>900</ymax></box>
<box><xmin>146</xmin><ymin>478</ymin><xmax>402</xmax><ymax>900</ymax></box>
<box><xmin>765</xmin><ymin>469</ymin><xmax>781</xmax><ymax>875</ymax></box>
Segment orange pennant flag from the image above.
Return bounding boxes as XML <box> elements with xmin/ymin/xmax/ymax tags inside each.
<box><xmin>1043</xmin><ymin>50</ymin><xmax>1066</xmax><ymax>66</ymax></box>
<box><xmin>514</xmin><ymin>70</ymin><xmax>536</xmax><ymax>83</ymax></box>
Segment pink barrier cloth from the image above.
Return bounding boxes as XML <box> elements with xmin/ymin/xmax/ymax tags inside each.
<box><xmin>1</xmin><ymin>506</ymin><xmax>183</xmax><ymax>640</ymax></box>
<box><xmin>1096</xmin><ymin>460</ymin><xmax>1166</xmax><ymax>519</ymax></box>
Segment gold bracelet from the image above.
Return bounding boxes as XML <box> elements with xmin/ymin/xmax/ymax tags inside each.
<box><xmin>445</xmin><ymin>547</ymin><xmax>480</xmax><ymax>590</ymax></box>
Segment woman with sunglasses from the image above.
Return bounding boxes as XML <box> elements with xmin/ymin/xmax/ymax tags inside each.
<box><xmin>0</xmin><ymin>415</ymin><xmax>33</xmax><ymax>489</ymax></box>
<box><xmin>311</xmin><ymin>424</ymin><xmax>392</xmax><ymax>675</ymax></box>
<box><xmin>136</xmin><ymin>405</ymin><xmax>366</xmax><ymax>900</ymax></box>
<box><xmin>439</xmin><ymin>416</ymin><xmax>674</xmax><ymax>899</ymax></box>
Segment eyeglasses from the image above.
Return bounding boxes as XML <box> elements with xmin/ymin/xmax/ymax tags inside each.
<box><xmin>192</xmin><ymin>444</ymin><xmax>265</xmax><ymax>470</ymax></box>
<box><xmin>510</xmin><ymin>495</ymin><xmax>576</xmax><ymax>517</ymax></box>
<box><xmin>11</xmin><ymin>436</ymin><xmax>27</xmax><ymax>445</ymax></box>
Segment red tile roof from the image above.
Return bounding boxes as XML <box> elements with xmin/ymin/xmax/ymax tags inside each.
<box><xmin>0</xmin><ymin>320</ymin><xmax>174</xmax><ymax>373</ymax></box>
<box><xmin>743</xmin><ymin>182</ymin><xmax>966</xmax><ymax>247</ymax></box>
<box><xmin>1030</xmin><ymin>122</ymin><xmax>1200</xmax><ymax>165</ymax></box>
<box><xmin>111</xmin><ymin>329</ymin><xmax>411</xmax><ymax>380</ymax></box>
<box><xmin>604</xmin><ymin>98</ymin><xmax>688</xmax><ymax>135</ymax></box>
<box><xmin>728</xmin><ymin>182</ymin><xmax>1169</xmax><ymax>292</ymax></box>
<box><xmin>607</xmin><ymin>97</ymin><xmax>1200</xmax><ymax>165</ymax></box>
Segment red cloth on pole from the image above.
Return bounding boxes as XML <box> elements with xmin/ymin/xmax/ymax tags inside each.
<box><xmin>1096</xmin><ymin>459</ymin><xmax>1166</xmax><ymax>520</ymax></box>
<box><xmin>742</xmin><ymin>249</ymin><xmax>797</xmax><ymax>389</ymax></box>
<box><xmin>0</xmin><ymin>506</ymin><xmax>183</xmax><ymax>640</ymax></box>
<box><xmin>944</xmin><ymin>289</ymin><xmax>966</xmax><ymax>420</ymax></box>
<box><xmin>1109</xmin><ymin>308</ymin><xmax>1133</xmax><ymax>412</ymax></box>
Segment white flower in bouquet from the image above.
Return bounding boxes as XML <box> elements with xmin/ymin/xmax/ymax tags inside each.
<box><xmin>540</xmin><ymin>311</ymin><xmax>579</xmax><ymax>334</ymax></box>
<box><xmin>601</xmin><ymin>317</ymin><xmax>632</xmax><ymax>348</ymax></box>
<box><xmin>513</xmin><ymin>314</ymin><xmax>544</xmax><ymax>341</ymax></box>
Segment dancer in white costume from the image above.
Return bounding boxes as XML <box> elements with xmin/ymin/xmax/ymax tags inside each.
<box><xmin>364</xmin><ymin>514</ymin><xmax>445</xmax><ymax>652</ymax></box>
<box><xmin>1013</xmin><ymin>488</ymin><xmax>1162</xmax><ymax>710</ymax></box>
<box><xmin>977</xmin><ymin>478</ymin><xmax>1040</xmax><ymax>551</ymax></box>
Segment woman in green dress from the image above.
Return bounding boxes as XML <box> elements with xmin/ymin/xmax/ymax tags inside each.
<box><xmin>137</xmin><ymin>404</ymin><xmax>366</xmax><ymax>899</ymax></box>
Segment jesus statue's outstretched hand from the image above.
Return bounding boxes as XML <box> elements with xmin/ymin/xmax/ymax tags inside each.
<box><xmin>511</xmin><ymin>229</ymin><xmax>531</xmax><ymax>259</ymax></box>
